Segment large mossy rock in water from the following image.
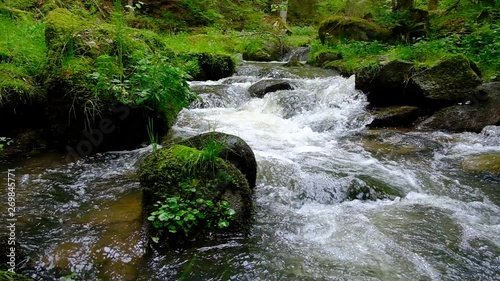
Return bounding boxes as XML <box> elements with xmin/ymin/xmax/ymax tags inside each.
<box><xmin>417</xmin><ymin>82</ymin><xmax>500</xmax><ymax>132</ymax></box>
<box><xmin>318</xmin><ymin>16</ymin><xmax>390</xmax><ymax>45</ymax></box>
<box><xmin>248</xmin><ymin>79</ymin><xmax>293</xmax><ymax>98</ymax></box>
<box><xmin>184</xmin><ymin>53</ymin><xmax>235</xmax><ymax>81</ymax></box>
<box><xmin>407</xmin><ymin>55</ymin><xmax>482</xmax><ymax>108</ymax></box>
<box><xmin>138</xmin><ymin>145</ymin><xmax>254</xmax><ymax>245</ymax></box>
<box><xmin>43</xmin><ymin>9</ymin><xmax>189</xmax><ymax>152</ymax></box>
<box><xmin>355</xmin><ymin>60</ymin><xmax>414</xmax><ymax>107</ymax></box>
<box><xmin>242</xmin><ymin>35</ymin><xmax>288</xmax><ymax>62</ymax></box>
<box><xmin>356</xmin><ymin>56</ymin><xmax>483</xmax><ymax>112</ymax></box>
<box><xmin>177</xmin><ymin>132</ymin><xmax>257</xmax><ymax>190</ymax></box>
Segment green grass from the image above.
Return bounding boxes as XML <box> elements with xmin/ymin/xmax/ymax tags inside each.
<box><xmin>0</xmin><ymin>14</ymin><xmax>46</xmax><ymax>75</ymax></box>
<box><xmin>162</xmin><ymin>32</ymin><xmax>243</xmax><ymax>55</ymax></box>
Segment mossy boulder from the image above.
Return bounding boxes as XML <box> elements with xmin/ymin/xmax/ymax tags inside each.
<box><xmin>242</xmin><ymin>36</ymin><xmax>288</xmax><ymax>62</ymax></box>
<box><xmin>138</xmin><ymin>145</ymin><xmax>254</xmax><ymax>245</ymax></box>
<box><xmin>177</xmin><ymin>132</ymin><xmax>257</xmax><ymax>190</ymax></box>
<box><xmin>308</xmin><ymin>50</ymin><xmax>343</xmax><ymax>67</ymax></box>
<box><xmin>186</xmin><ymin>53</ymin><xmax>235</xmax><ymax>81</ymax></box>
<box><xmin>42</xmin><ymin>9</ymin><xmax>189</xmax><ymax>153</ymax></box>
<box><xmin>367</xmin><ymin>106</ymin><xmax>421</xmax><ymax>128</ymax></box>
<box><xmin>248</xmin><ymin>79</ymin><xmax>293</xmax><ymax>98</ymax></box>
<box><xmin>407</xmin><ymin>55</ymin><xmax>483</xmax><ymax>108</ymax></box>
<box><xmin>318</xmin><ymin>16</ymin><xmax>390</xmax><ymax>45</ymax></box>
<box><xmin>355</xmin><ymin>60</ymin><xmax>415</xmax><ymax>107</ymax></box>
<box><xmin>416</xmin><ymin>102</ymin><xmax>500</xmax><ymax>133</ymax></box>
<box><xmin>417</xmin><ymin>82</ymin><xmax>500</xmax><ymax>132</ymax></box>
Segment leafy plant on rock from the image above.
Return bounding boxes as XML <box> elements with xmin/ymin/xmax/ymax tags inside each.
<box><xmin>147</xmin><ymin>179</ymin><xmax>237</xmax><ymax>242</ymax></box>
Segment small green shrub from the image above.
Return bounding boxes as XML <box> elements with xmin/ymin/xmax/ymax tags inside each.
<box><xmin>148</xmin><ymin>179</ymin><xmax>237</xmax><ymax>240</ymax></box>
<box><xmin>290</xmin><ymin>25</ymin><xmax>316</xmax><ymax>36</ymax></box>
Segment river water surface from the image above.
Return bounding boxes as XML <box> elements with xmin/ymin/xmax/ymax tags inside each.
<box><xmin>1</xmin><ymin>62</ymin><xmax>499</xmax><ymax>281</ymax></box>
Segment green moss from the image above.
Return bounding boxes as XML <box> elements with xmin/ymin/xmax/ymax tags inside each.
<box><xmin>318</xmin><ymin>16</ymin><xmax>390</xmax><ymax>45</ymax></box>
<box><xmin>139</xmin><ymin>144</ymin><xmax>254</xmax><ymax>243</ymax></box>
<box><xmin>3</xmin><ymin>0</ymin><xmax>37</xmax><ymax>10</ymax></box>
<box><xmin>323</xmin><ymin>56</ymin><xmax>379</xmax><ymax>75</ymax></box>
<box><xmin>0</xmin><ymin>63</ymin><xmax>40</xmax><ymax>106</ymax></box>
<box><xmin>45</xmin><ymin>8</ymin><xmax>92</xmax><ymax>65</ymax></box>
<box><xmin>308</xmin><ymin>50</ymin><xmax>342</xmax><ymax>67</ymax></box>
<box><xmin>185</xmin><ymin>52</ymin><xmax>235</xmax><ymax>80</ymax></box>
<box><xmin>0</xmin><ymin>14</ymin><xmax>46</xmax><ymax>74</ymax></box>
<box><xmin>242</xmin><ymin>34</ymin><xmax>287</xmax><ymax>61</ymax></box>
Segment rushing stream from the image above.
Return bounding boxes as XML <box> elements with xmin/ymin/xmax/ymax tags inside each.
<box><xmin>1</xmin><ymin>62</ymin><xmax>499</xmax><ymax>281</ymax></box>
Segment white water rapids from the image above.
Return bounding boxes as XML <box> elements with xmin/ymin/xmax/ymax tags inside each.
<box><xmin>162</xmin><ymin>62</ymin><xmax>500</xmax><ymax>280</ymax></box>
<box><xmin>3</xmin><ymin>62</ymin><xmax>498</xmax><ymax>281</ymax></box>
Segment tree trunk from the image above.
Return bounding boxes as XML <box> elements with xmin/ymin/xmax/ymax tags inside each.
<box><xmin>428</xmin><ymin>0</ymin><xmax>438</xmax><ymax>11</ymax></box>
<box><xmin>128</xmin><ymin>0</ymin><xmax>134</xmax><ymax>14</ymax></box>
<box><xmin>280</xmin><ymin>0</ymin><xmax>288</xmax><ymax>23</ymax></box>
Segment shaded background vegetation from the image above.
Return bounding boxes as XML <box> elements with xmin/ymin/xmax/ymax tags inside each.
<box><xmin>0</xmin><ymin>0</ymin><xmax>499</xmax><ymax>153</ymax></box>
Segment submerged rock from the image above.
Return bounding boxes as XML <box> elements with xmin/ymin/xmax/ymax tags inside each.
<box><xmin>283</xmin><ymin>54</ymin><xmax>303</xmax><ymax>67</ymax></box>
<box><xmin>346</xmin><ymin>176</ymin><xmax>404</xmax><ymax>201</ymax></box>
<box><xmin>248</xmin><ymin>79</ymin><xmax>293</xmax><ymax>98</ymax></box>
<box><xmin>138</xmin><ymin>144</ymin><xmax>254</xmax><ymax>246</ymax></box>
<box><xmin>359</xmin><ymin>129</ymin><xmax>443</xmax><ymax>156</ymax></box>
<box><xmin>368</xmin><ymin>106</ymin><xmax>421</xmax><ymax>128</ymax></box>
<box><xmin>462</xmin><ymin>153</ymin><xmax>500</xmax><ymax>175</ymax></box>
